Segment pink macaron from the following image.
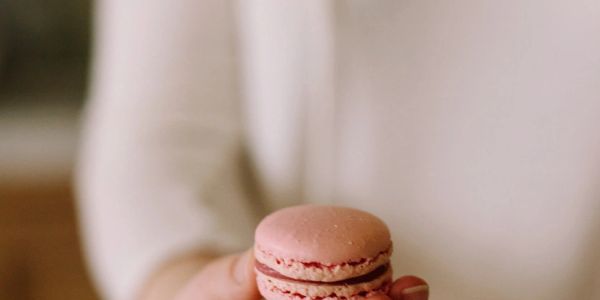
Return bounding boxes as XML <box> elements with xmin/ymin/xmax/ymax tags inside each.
<box><xmin>254</xmin><ymin>205</ymin><xmax>393</xmax><ymax>300</ymax></box>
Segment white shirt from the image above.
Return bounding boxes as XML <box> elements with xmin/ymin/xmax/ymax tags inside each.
<box><xmin>78</xmin><ymin>1</ymin><xmax>600</xmax><ymax>299</ymax></box>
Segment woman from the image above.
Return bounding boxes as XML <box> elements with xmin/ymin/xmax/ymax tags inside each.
<box><xmin>78</xmin><ymin>1</ymin><xmax>600</xmax><ymax>299</ymax></box>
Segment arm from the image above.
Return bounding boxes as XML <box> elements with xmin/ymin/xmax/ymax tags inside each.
<box><xmin>77</xmin><ymin>0</ymin><xmax>260</xmax><ymax>299</ymax></box>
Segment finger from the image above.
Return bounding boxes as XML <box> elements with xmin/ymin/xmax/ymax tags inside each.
<box><xmin>176</xmin><ymin>249</ymin><xmax>260</xmax><ymax>300</ymax></box>
<box><xmin>389</xmin><ymin>275</ymin><xmax>429</xmax><ymax>300</ymax></box>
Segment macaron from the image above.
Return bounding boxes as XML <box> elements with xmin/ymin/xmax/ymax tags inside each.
<box><xmin>254</xmin><ymin>205</ymin><xmax>393</xmax><ymax>300</ymax></box>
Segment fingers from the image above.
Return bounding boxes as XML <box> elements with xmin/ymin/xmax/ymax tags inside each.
<box><xmin>175</xmin><ymin>249</ymin><xmax>260</xmax><ymax>300</ymax></box>
<box><xmin>389</xmin><ymin>275</ymin><xmax>429</xmax><ymax>300</ymax></box>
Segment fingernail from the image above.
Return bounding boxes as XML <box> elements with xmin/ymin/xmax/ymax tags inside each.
<box><xmin>402</xmin><ymin>284</ymin><xmax>429</xmax><ymax>300</ymax></box>
<box><xmin>234</xmin><ymin>251</ymin><xmax>250</xmax><ymax>284</ymax></box>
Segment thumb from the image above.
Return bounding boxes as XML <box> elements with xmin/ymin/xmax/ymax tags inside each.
<box><xmin>389</xmin><ymin>275</ymin><xmax>429</xmax><ymax>300</ymax></box>
<box><xmin>176</xmin><ymin>249</ymin><xmax>260</xmax><ymax>300</ymax></box>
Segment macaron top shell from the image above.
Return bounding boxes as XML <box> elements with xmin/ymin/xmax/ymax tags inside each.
<box><xmin>255</xmin><ymin>205</ymin><xmax>391</xmax><ymax>265</ymax></box>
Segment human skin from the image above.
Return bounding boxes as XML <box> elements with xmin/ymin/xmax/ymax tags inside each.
<box><xmin>138</xmin><ymin>249</ymin><xmax>429</xmax><ymax>300</ymax></box>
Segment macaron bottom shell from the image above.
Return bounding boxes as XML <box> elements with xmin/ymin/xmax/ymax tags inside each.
<box><xmin>256</xmin><ymin>266</ymin><xmax>392</xmax><ymax>300</ymax></box>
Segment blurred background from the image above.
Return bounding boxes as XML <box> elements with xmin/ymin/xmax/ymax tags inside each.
<box><xmin>0</xmin><ymin>0</ymin><xmax>99</xmax><ymax>299</ymax></box>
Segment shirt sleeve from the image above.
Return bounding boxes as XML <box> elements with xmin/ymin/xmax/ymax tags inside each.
<box><xmin>76</xmin><ymin>1</ymin><xmax>261</xmax><ymax>299</ymax></box>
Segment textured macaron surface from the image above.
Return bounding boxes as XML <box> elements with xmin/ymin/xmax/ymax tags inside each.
<box><xmin>254</xmin><ymin>205</ymin><xmax>393</xmax><ymax>299</ymax></box>
<box><xmin>255</xmin><ymin>205</ymin><xmax>391</xmax><ymax>265</ymax></box>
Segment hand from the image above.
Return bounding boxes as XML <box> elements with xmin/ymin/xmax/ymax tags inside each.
<box><xmin>173</xmin><ymin>249</ymin><xmax>429</xmax><ymax>300</ymax></box>
<box><xmin>174</xmin><ymin>249</ymin><xmax>260</xmax><ymax>300</ymax></box>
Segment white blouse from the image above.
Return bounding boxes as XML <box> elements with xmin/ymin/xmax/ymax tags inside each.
<box><xmin>78</xmin><ymin>1</ymin><xmax>600</xmax><ymax>299</ymax></box>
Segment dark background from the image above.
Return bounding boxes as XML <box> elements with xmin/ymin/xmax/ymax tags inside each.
<box><xmin>0</xmin><ymin>1</ymin><xmax>99</xmax><ymax>299</ymax></box>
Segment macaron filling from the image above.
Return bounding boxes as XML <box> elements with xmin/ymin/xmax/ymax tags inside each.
<box><xmin>256</xmin><ymin>261</ymin><xmax>390</xmax><ymax>285</ymax></box>
<box><xmin>254</xmin><ymin>245</ymin><xmax>393</xmax><ymax>282</ymax></box>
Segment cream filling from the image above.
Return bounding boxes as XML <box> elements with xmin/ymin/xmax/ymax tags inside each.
<box><xmin>254</xmin><ymin>245</ymin><xmax>392</xmax><ymax>282</ymax></box>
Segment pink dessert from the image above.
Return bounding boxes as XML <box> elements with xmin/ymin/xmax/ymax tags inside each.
<box><xmin>254</xmin><ymin>205</ymin><xmax>393</xmax><ymax>300</ymax></box>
